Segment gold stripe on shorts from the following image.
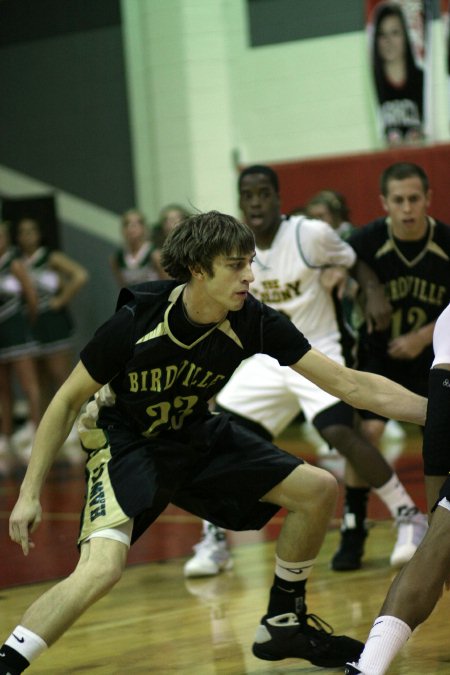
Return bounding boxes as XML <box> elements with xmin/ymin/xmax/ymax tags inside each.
<box><xmin>78</xmin><ymin>444</ymin><xmax>129</xmax><ymax>544</ymax></box>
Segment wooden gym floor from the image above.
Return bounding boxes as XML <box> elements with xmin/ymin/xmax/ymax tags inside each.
<box><xmin>1</xmin><ymin>422</ymin><xmax>448</xmax><ymax>674</ymax></box>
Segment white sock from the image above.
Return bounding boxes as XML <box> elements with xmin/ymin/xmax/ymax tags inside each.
<box><xmin>374</xmin><ymin>474</ymin><xmax>416</xmax><ymax>518</ymax></box>
<box><xmin>5</xmin><ymin>625</ymin><xmax>47</xmax><ymax>662</ymax></box>
<box><xmin>275</xmin><ymin>555</ymin><xmax>315</xmax><ymax>582</ymax></box>
<box><xmin>357</xmin><ymin>615</ymin><xmax>412</xmax><ymax>674</ymax></box>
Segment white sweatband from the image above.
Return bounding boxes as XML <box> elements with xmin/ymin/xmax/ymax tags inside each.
<box><xmin>5</xmin><ymin>625</ymin><xmax>47</xmax><ymax>661</ymax></box>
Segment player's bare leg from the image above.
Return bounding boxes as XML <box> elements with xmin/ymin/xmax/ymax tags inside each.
<box><xmin>252</xmin><ymin>463</ymin><xmax>364</xmax><ymax>668</ymax></box>
<box><xmin>0</xmin><ymin>537</ymin><xmax>129</xmax><ymax>673</ymax></box>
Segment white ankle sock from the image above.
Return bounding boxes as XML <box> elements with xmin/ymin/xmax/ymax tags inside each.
<box><xmin>374</xmin><ymin>474</ymin><xmax>416</xmax><ymax>517</ymax></box>
<box><xmin>357</xmin><ymin>615</ymin><xmax>411</xmax><ymax>674</ymax></box>
<box><xmin>5</xmin><ymin>625</ymin><xmax>47</xmax><ymax>662</ymax></box>
<box><xmin>275</xmin><ymin>555</ymin><xmax>315</xmax><ymax>582</ymax></box>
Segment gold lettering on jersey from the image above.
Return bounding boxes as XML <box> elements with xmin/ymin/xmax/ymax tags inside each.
<box><xmin>165</xmin><ymin>365</ymin><xmax>178</xmax><ymax>389</ymax></box>
<box><xmin>150</xmin><ymin>369</ymin><xmax>162</xmax><ymax>391</ymax></box>
<box><xmin>129</xmin><ymin>372</ymin><xmax>139</xmax><ymax>392</ymax></box>
<box><xmin>190</xmin><ymin>366</ymin><xmax>204</xmax><ymax>386</ymax></box>
<box><xmin>387</xmin><ymin>276</ymin><xmax>446</xmax><ymax>306</ymax></box>
<box><xmin>127</xmin><ymin>361</ymin><xmax>225</xmax><ymax>393</ymax></box>
<box><xmin>181</xmin><ymin>362</ymin><xmax>197</xmax><ymax>386</ymax></box>
<box><xmin>209</xmin><ymin>374</ymin><xmax>226</xmax><ymax>387</ymax></box>
<box><xmin>197</xmin><ymin>371</ymin><xmax>215</xmax><ymax>387</ymax></box>
<box><xmin>253</xmin><ymin>279</ymin><xmax>302</xmax><ymax>304</ymax></box>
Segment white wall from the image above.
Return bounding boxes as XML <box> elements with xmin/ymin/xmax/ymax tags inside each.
<box><xmin>227</xmin><ymin>3</ymin><xmax>380</xmax><ymax>163</ymax></box>
<box><xmin>121</xmin><ymin>0</ymin><xmax>382</xmax><ymax>219</ymax></box>
<box><xmin>122</xmin><ymin>0</ymin><xmax>238</xmax><ymax>218</ymax></box>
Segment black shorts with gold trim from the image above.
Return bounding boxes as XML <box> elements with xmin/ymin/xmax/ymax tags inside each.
<box><xmin>78</xmin><ymin>413</ymin><xmax>303</xmax><ymax>546</ymax></box>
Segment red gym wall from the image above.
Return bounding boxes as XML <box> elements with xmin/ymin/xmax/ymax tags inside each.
<box><xmin>268</xmin><ymin>142</ymin><xmax>450</xmax><ymax>227</ymax></box>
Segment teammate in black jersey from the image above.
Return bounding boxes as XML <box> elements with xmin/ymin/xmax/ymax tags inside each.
<box><xmin>2</xmin><ymin>211</ymin><xmax>427</xmax><ymax>673</ymax></box>
<box><xmin>335</xmin><ymin>162</ymin><xmax>450</xmax><ymax>573</ymax></box>
<box><xmin>346</xmin><ymin>303</ymin><xmax>450</xmax><ymax>675</ymax></box>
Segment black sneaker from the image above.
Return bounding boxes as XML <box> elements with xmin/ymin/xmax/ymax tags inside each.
<box><xmin>345</xmin><ymin>663</ymin><xmax>362</xmax><ymax>674</ymax></box>
<box><xmin>252</xmin><ymin>612</ymin><xmax>364</xmax><ymax>667</ymax></box>
<box><xmin>331</xmin><ymin>527</ymin><xmax>368</xmax><ymax>571</ymax></box>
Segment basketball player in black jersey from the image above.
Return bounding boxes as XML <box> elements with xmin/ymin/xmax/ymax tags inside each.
<box><xmin>1</xmin><ymin>211</ymin><xmax>426</xmax><ymax>673</ymax></box>
<box><xmin>336</xmin><ymin>162</ymin><xmax>450</xmax><ymax>573</ymax></box>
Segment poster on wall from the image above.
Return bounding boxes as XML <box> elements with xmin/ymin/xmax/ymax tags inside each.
<box><xmin>366</xmin><ymin>0</ymin><xmax>431</xmax><ymax>146</ymax></box>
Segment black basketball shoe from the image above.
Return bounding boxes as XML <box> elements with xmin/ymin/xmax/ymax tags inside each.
<box><xmin>331</xmin><ymin>527</ymin><xmax>368</xmax><ymax>571</ymax></box>
<box><xmin>252</xmin><ymin>611</ymin><xmax>364</xmax><ymax>667</ymax></box>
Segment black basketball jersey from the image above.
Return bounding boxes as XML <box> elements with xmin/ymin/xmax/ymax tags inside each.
<box><xmin>349</xmin><ymin>217</ymin><xmax>450</xmax><ymax>377</ymax></box>
<box><xmin>80</xmin><ymin>280</ymin><xmax>310</xmax><ymax>439</ymax></box>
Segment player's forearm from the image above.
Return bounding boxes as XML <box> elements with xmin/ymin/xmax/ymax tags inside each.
<box><xmin>415</xmin><ymin>321</ymin><xmax>436</xmax><ymax>348</ymax></box>
<box><xmin>20</xmin><ymin>397</ymin><xmax>79</xmax><ymax>498</ymax></box>
<box><xmin>349</xmin><ymin>370</ymin><xmax>427</xmax><ymax>426</ymax></box>
<box><xmin>351</xmin><ymin>258</ymin><xmax>381</xmax><ymax>290</ymax></box>
<box><xmin>292</xmin><ymin>350</ymin><xmax>427</xmax><ymax>427</ymax></box>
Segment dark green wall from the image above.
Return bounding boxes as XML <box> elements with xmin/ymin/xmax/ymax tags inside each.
<box><xmin>247</xmin><ymin>0</ymin><xmax>440</xmax><ymax>47</ymax></box>
<box><xmin>0</xmin><ymin>0</ymin><xmax>121</xmax><ymax>45</ymax></box>
<box><xmin>247</xmin><ymin>0</ymin><xmax>365</xmax><ymax>46</ymax></box>
<box><xmin>0</xmin><ymin>0</ymin><xmax>135</xmax><ymax>214</ymax></box>
<box><xmin>62</xmin><ymin>222</ymin><xmax>119</xmax><ymax>358</ymax></box>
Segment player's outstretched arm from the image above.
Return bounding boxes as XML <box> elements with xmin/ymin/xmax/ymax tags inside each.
<box><xmin>9</xmin><ymin>361</ymin><xmax>102</xmax><ymax>555</ymax></box>
<box><xmin>291</xmin><ymin>348</ymin><xmax>427</xmax><ymax>426</ymax></box>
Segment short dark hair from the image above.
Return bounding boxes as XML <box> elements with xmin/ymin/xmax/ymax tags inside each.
<box><xmin>306</xmin><ymin>190</ymin><xmax>350</xmax><ymax>224</ymax></box>
<box><xmin>380</xmin><ymin>162</ymin><xmax>429</xmax><ymax>196</ymax></box>
<box><xmin>161</xmin><ymin>210</ymin><xmax>255</xmax><ymax>282</ymax></box>
<box><xmin>238</xmin><ymin>165</ymin><xmax>279</xmax><ymax>194</ymax></box>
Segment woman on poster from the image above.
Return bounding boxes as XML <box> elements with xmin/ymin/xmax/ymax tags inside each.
<box><xmin>371</xmin><ymin>2</ymin><xmax>425</xmax><ymax>145</ymax></box>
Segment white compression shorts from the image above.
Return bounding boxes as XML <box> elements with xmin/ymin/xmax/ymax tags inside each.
<box><xmin>216</xmin><ymin>336</ymin><xmax>345</xmax><ymax>438</ymax></box>
<box><xmin>82</xmin><ymin>519</ymin><xmax>134</xmax><ymax>548</ymax></box>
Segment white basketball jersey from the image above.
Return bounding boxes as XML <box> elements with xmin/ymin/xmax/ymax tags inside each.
<box><xmin>250</xmin><ymin>215</ymin><xmax>356</xmax><ymax>347</ymax></box>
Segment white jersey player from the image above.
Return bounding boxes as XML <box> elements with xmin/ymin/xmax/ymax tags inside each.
<box><xmin>217</xmin><ymin>214</ymin><xmax>355</xmax><ymax>436</ymax></box>
<box><xmin>184</xmin><ymin>165</ymin><xmax>427</xmax><ymax>579</ymax></box>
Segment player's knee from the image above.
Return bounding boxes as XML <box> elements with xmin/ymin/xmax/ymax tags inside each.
<box><xmin>306</xmin><ymin>467</ymin><xmax>338</xmax><ymax>512</ymax></box>
<box><xmin>102</xmin><ymin>557</ymin><xmax>125</xmax><ymax>588</ymax></box>
<box><xmin>360</xmin><ymin>419</ymin><xmax>384</xmax><ymax>446</ymax></box>
<box><xmin>319</xmin><ymin>423</ymin><xmax>354</xmax><ymax>456</ymax></box>
<box><xmin>297</xmin><ymin>469</ymin><xmax>338</xmax><ymax>523</ymax></box>
<box><xmin>78</xmin><ymin>543</ymin><xmax>127</xmax><ymax>594</ymax></box>
<box><xmin>270</xmin><ymin>464</ymin><xmax>337</xmax><ymax>516</ymax></box>
<box><xmin>83</xmin><ymin>557</ymin><xmax>125</xmax><ymax>596</ymax></box>
<box><xmin>319</xmin><ymin>468</ymin><xmax>339</xmax><ymax>506</ymax></box>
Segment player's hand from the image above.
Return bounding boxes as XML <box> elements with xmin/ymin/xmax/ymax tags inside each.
<box><xmin>388</xmin><ymin>332</ymin><xmax>425</xmax><ymax>360</ymax></box>
<box><xmin>364</xmin><ymin>286</ymin><xmax>392</xmax><ymax>333</ymax></box>
<box><xmin>320</xmin><ymin>267</ymin><xmax>347</xmax><ymax>299</ymax></box>
<box><xmin>9</xmin><ymin>495</ymin><xmax>42</xmax><ymax>556</ymax></box>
